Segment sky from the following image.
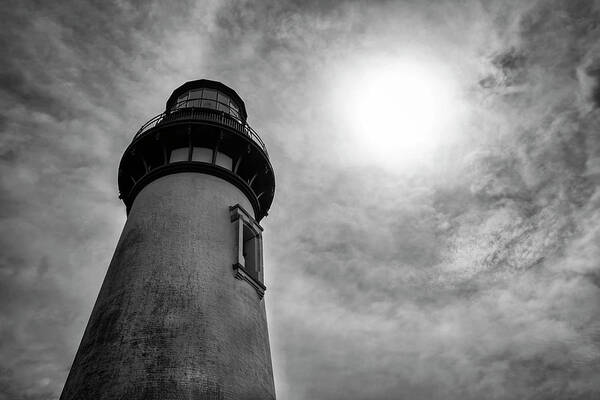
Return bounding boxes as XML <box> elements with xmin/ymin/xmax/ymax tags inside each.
<box><xmin>1</xmin><ymin>0</ymin><xmax>600</xmax><ymax>399</ymax></box>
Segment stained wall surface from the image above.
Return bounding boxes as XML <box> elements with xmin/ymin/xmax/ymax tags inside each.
<box><xmin>60</xmin><ymin>172</ymin><xmax>275</xmax><ymax>400</ymax></box>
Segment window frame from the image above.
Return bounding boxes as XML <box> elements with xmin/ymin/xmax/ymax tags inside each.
<box><xmin>230</xmin><ymin>204</ymin><xmax>265</xmax><ymax>298</ymax></box>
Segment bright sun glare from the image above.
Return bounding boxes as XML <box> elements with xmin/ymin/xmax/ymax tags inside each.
<box><xmin>335</xmin><ymin>55</ymin><xmax>462</xmax><ymax>169</ymax></box>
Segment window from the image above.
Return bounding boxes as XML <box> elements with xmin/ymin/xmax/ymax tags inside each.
<box><xmin>229</xmin><ymin>105</ymin><xmax>240</xmax><ymax>121</ymax></box>
<box><xmin>243</xmin><ymin>223</ymin><xmax>259</xmax><ymax>282</ymax></box>
<box><xmin>217</xmin><ymin>92</ymin><xmax>230</xmax><ymax>104</ymax></box>
<box><xmin>215</xmin><ymin>152</ymin><xmax>233</xmax><ymax>170</ymax></box>
<box><xmin>189</xmin><ymin>89</ymin><xmax>203</xmax><ymax>100</ymax></box>
<box><xmin>230</xmin><ymin>204</ymin><xmax>265</xmax><ymax>298</ymax></box>
<box><xmin>169</xmin><ymin>147</ymin><xmax>189</xmax><ymax>162</ymax></box>
<box><xmin>201</xmin><ymin>98</ymin><xmax>217</xmax><ymax>109</ymax></box>
<box><xmin>191</xmin><ymin>147</ymin><xmax>212</xmax><ymax>163</ymax></box>
<box><xmin>218</xmin><ymin>101</ymin><xmax>230</xmax><ymax>113</ymax></box>
<box><xmin>188</xmin><ymin>89</ymin><xmax>203</xmax><ymax>108</ymax></box>
<box><xmin>170</xmin><ymin>88</ymin><xmax>242</xmax><ymax>120</ymax></box>
<box><xmin>173</xmin><ymin>93</ymin><xmax>188</xmax><ymax>110</ymax></box>
<box><xmin>203</xmin><ymin>89</ymin><xmax>217</xmax><ymax>100</ymax></box>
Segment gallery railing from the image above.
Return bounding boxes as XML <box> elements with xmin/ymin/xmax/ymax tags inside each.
<box><xmin>133</xmin><ymin>100</ymin><xmax>268</xmax><ymax>157</ymax></box>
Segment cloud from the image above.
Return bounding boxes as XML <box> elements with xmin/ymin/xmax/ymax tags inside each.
<box><xmin>1</xmin><ymin>0</ymin><xmax>599</xmax><ymax>399</ymax></box>
<box><xmin>268</xmin><ymin>1</ymin><xmax>600</xmax><ymax>399</ymax></box>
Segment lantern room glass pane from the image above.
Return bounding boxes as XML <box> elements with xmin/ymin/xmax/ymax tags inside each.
<box><xmin>217</xmin><ymin>92</ymin><xmax>230</xmax><ymax>104</ymax></box>
<box><xmin>189</xmin><ymin>89</ymin><xmax>203</xmax><ymax>100</ymax></box>
<box><xmin>203</xmin><ymin>89</ymin><xmax>217</xmax><ymax>100</ymax></box>
<box><xmin>218</xmin><ymin>102</ymin><xmax>229</xmax><ymax>113</ymax></box>
<box><xmin>201</xmin><ymin>99</ymin><xmax>217</xmax><ymax>110</ymax></box>
<box><xmin>230</xmin><ymin>102</ymin><xmax>241</xmax><ymax>120</ymax></box>
<box><xmin>174</xmin><ymin>93</ymin><xmax>188</xmax><ymax>109</ymax></box>
<box><xmin>172</xmin><ymin>88</ymin><xmax>242</xmax><ymax>114</ymax></box>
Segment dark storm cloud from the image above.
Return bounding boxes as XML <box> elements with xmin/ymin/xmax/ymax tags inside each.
<box><xmin>1</xmin><ymin>0</ymin><xmax>599</xmax><ymax>399</ymax></box>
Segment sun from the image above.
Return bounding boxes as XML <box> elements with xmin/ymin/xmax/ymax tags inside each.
<box><xmin>334</xmin><ymin>55</ymin><xmax>462</xmax><ymax>169</ymax></box>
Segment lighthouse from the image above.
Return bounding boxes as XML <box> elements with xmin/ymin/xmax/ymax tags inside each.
<box><xmin>60</xmin><ymin>80</ymin><xmax>276</xmax><ymax>399</ymax></box>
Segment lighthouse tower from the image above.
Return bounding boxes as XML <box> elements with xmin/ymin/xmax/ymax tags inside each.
<box><xmin>60</xmin><ymin>80</ymin><xmax>276</xmax><ymax>399</ymax></box>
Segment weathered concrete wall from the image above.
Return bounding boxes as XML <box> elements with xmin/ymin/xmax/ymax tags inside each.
<box><xmin>60</xmin><ymin>173</ymin><xmax>275</xmax><ymax>400</ymax></box>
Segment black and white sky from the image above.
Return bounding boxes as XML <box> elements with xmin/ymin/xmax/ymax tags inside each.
<box><xmin>2</xmin><ymin>0</ymin><xmax>600</xmax><ymax>399</ymax></box>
